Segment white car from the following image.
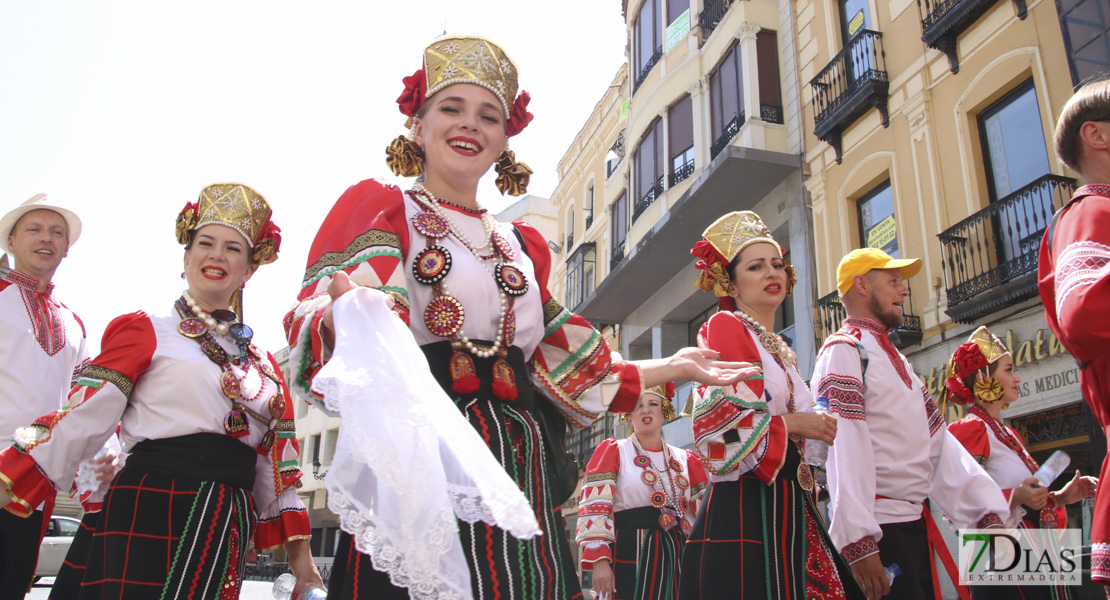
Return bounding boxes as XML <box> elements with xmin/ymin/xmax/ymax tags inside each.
<box><xmin>36</xmin><ymin>515</ymin><xmax>81</xmax><ymax>578</ymax></box>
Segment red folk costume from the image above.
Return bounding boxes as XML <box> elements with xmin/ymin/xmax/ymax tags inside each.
<box><xmin>1039</xmin><ymin>183</ymin><xmax>1110</xmax><ymax>584</ymax></box>
<box><xmin>0</xmin><ymin>184</ymin><xmax>309</xmax><ymax>600</ymax></box>
<box><xmin>677</xmin><ymin>211</ymin><xmax>863</xmax><ymax>600</ymax></box>
<box><xmin>576</xmin><ymin>383</ymin><xmax>709</xmax><ymax>600</ymax></box>
<box><xmin>284</xmin><ymin>35</ymin><xmax>642</xmax><ymax>600</ymax></box>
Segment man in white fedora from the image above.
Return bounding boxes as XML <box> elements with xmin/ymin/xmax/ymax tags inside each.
<box><xmin>0</xmin><ymin>193</ymin><xmax>91</xmax><ymax>596</ymax></box>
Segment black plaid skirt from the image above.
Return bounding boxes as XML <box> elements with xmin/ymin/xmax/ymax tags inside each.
<box><xmin>74</xmin><ymin>433</ymin><xmax>257</xmax><ymax>600</ymax></box>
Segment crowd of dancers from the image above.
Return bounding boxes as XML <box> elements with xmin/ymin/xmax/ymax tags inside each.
<box><xmin>1</xmin><ymin>34</ymin><xmax>1109</xmax><ymax>600</ymax></box>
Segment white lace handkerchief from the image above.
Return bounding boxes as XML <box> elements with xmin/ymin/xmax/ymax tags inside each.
<box><xmin>311</xmin><ymin>287</ymin><xmax>541</xmax><ymax>600</ymax></box>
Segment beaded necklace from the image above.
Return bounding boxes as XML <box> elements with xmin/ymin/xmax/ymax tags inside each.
<box><xmin>174</xmin><ymin>295</ymin><xmax>284</xmax><ymax>454</ymax></box>
<box><xmin>408</xmin><ymin>185</ymin><xmax>527</xmax><ymax>400</ymax></box>
<box><xmin>629</xmin><ymin>434</ymin><xmax>691</xmax><ymax>532</ymax></box>
<box><xmin>733</xmin><ymin>310</ymin><xmax>817</xmax><ymax>491</ymax></box>
<box><xmin>968</xmin><ymin>404</ymin><xmax>1039</xmax><ymax>475</ymax></box>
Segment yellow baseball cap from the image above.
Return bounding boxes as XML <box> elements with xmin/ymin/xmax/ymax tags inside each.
<box><xmin>836</xmin><ymin>248</ymin><xmax>922</xmax><ymax>295</ymax></box>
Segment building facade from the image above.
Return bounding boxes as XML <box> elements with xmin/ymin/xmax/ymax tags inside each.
<box><xmin>795</xmin><ymin>0</ymin><xmax>1108</xmax><ymax>558</ymax></box>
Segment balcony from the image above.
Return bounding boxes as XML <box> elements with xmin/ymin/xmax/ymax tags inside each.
<box><xmin>938</xmin><ymin>174</ymin><xmax>1076</xmax><ymax>323</ymax></box>
<box><xmin>710</xmin><ymin>114</ymin><xmax>743</xmax><ymax>159</ymax></box>
<box><xmin>699</xmin><ymin>0</ymin><xmax>736</xmax><ymax>40</ymax></box>
<box><xmin>633</xmin><ymin>47</ymin><xmax>663</xmax><ymax>94</ymax></box>
<box><xmin>920</xmin><ymin>0</ymin><xmax>1027</xmax><ymax>74</ymax></box>
<box><xmin>611</xmin><ymin>239</ymin><xmax>626</xmax><ymax>270</ymax></box>
<box><xmin>810</xmin><ymin>30</ymin><xmax>889</xmax><ymax>164</ymax></box>
<box><xmin>632</xmin><ymin>175</ymin><xmax>665</xmax><ymax>224</ymax></box>
<box><xmin>816</xmin><ymin>289</ymin><xmax>923</xmax><ymax>350</ymax></box>
<box><xmin>670</xmin><ymin>158</ymin><xmax>696</xmax><ymax>187</ymax></box>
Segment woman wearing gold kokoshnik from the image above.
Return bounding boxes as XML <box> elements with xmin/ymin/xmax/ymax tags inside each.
<box><xmin>283</xmin><ymin>35</ymin><xmax>757</xmax><ymax>600</ymax></box>
<box><xmin>0</xmin><ymin>183</ymin><xmax>322</xmax><ymax>599</ymax></box>
<box><xmin>945</xmin><ymin>326</ymin><xmax>1097</xmax><ymax>600</ymax></box>
<box><xmin>679</xmin><ymin>211</ymin><xmax>865</xmax><ymax>600</ymax></box>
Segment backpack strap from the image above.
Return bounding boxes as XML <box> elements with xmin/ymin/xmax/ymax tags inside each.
<box><xmin>821</xmin><ymin>328</ymin><xmax>869</xmax><ymax>385</ymax></box>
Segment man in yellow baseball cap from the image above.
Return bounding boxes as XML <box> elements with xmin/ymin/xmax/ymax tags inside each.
<box><xmin>814</xmin><ymin>247</ymin><xmax>1009</xmax><ymax>600</ymax></box>
<box><xmin>836</xmin><ymin>248</ymin><xmax>922</xmax><ymax>330</ymax></box>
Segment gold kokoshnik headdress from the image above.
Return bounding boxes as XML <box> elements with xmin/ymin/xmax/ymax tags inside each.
<box><xmin>386</xmin><ymin>35</ymin><xmax>534</xmax><ymax>196</ymax></box>
<box><xmin>623</xmin><ymin>381</ymin><xmax>677</xmax><ymax>431</ymax></box>
<box><xmin>940</xmin><ymin>326</ymin><xmax>1012</xmax><ymax>410</ymax></box>
<box><xmin>691</xmin><ymin>211</ymin><xmax>797</xmax><ymax>311</ymax></box>
<box><xmin>175</xmin><ymin>183</ymin><xmax>281</xmax><ymax>267</ymax></box>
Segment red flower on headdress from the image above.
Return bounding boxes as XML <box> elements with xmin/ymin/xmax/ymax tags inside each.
<box><xmin>952</xmin><ymin>341</ymin><xmax>989</xmax><ymax>380</ymax></box>
<box><xmin>251</xmin><ymin>220</ymin><xmax>282</xmax><ymax>265</ymax></box>
<box><xmin>258</xmin><ymin>220</ymin><xmax>282</xmax><ymax>254</ymax></box>
<box><xmin>175</xmin><ymin>202</ymin><xmax>199</xmax><ymax>245</ymax></box>
<box><xmin>943</xmin><ymin>376</ymin><xmax>974</xmax><ymax>406</ymax></box>
<box><xmin>506</xmin><ymin>91</ymin><xmax>534</xmax><ymax>138</ymax></box>
<box><xmin>663</xmin><ymin>381</ymin><xmax>676</xmax><ymax>401</ymax></box>
<box><xmin>397</xmin><ymin>67</ymin><xmax>427</xmax><ymax>119</ymax></box>
<box><xmin>690</xmin><ymin>239</ymin><xmax>727</xmax><ymax>275</ymax></box>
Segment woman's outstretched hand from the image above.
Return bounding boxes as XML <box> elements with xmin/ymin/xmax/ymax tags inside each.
<box><xmin>673</xmin><ymin>347</ymin><xmax>761</xmax><ymax>386</ymax></box>
<box><xmin>320</xmin><ymin>271</ymin><xmax>358</xmax><ymax>349</ymax></box>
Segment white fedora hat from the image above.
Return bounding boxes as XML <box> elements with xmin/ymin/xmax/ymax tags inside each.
<box><xmin>1</xmin><ymin>193</ymin><xmax>82</xmax><ymax>248</ymax></box>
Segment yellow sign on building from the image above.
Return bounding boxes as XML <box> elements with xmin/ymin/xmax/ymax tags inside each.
<box><xmin>866</xmin><ymin>214</ymin><xmax>896</xmax><ymax>250</ymax></box>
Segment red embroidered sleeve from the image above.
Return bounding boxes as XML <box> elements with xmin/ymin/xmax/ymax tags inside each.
<box><xmin>576</xmin><ymin>438</ymin><xmax>621</xmax><ymax>568</ymax></box>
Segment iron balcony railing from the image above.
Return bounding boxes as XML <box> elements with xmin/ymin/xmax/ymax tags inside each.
<box><xmin>611</xmin><ymin>239</ymin><xmax>626</xmax><ymax>270</ymax></box>
<box><xmin>938</xmin><ymin>174</ymin><xmax>1076</xmax><ymax>320</ymax></box>
<box><xmin>815</xmin><ymin>288</ymin><xmax>923</xmax><ymax>349</ymax></box>
<box><xmin>919</xmin><ymin>0</ymin><xmax>1026</xmax><ymax>73</ymax></box>
<box><xmin>710</xmin><ymin>114</ymin><xmax>743</xmax><ymax>159</ymax></box>
<box><xmin>633</xmin><ymin>47</ymin><xmax>663</xmax><ymax>94</ymax></box>
<box><xmin>809</xmin><ymin>30</ymin><xmax>889</xmax><ymax>163</ymax></box>
<box><xmin>632</xmin><ymin>175</ymin><xmax>665</xmax><ymax>224</ymax></box>
<box><xmin>670</xmin><ymin>158</ymin><xmax>696</xmax><ymax>187</ymax></box>
<box><xmin>700</xmin><ymin>0</ymin><xmax>735</xmax><ymax>40</ymax></box>
<box><xmin>761</xmin><ymin>103</ymin><xmax>784</xmax><ymax>124</ymax></box>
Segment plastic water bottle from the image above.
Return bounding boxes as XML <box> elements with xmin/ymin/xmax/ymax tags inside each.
<box><xmin>804</xmin><ymin>396</ymin><xmax>831</xmax><ymax>467</ymax></box>
<box><xmin>1033</xmin><ymin>450</ymin><xmax>1071</xmax><ymax>487</ymax></box>
<box><xmin>272</xmin><ymin>573</ymin><xmax>327</xmax><ymax>600</ymax></box>
<box><xmin>885</xmin><ymin>563</ymin><xmax>901</xmax><ymax>586</ymax></box>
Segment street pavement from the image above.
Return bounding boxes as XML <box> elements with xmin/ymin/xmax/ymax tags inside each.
<box><xmin>26</xmin><ymin>578</ymin><xmax>278</xmax><ymax>599</ymax></box>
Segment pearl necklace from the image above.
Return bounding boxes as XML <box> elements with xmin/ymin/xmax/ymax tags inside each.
<box><xmin>183</xmin><ymin>290</ymin><xmax>233</xmax><ymax>336</ymax></box>
<box><xmin>732</xmin><ymin>309</ymin><xmax>798</xmax><ymax>366</ymax></box>
<box><xmin>412</xmin><ymin>182</ymin><xmax>496</xmax><ymax>255</ymax></box>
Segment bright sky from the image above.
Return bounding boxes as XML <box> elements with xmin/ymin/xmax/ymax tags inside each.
<box><xmin>0</xmin><ymin>1</ymin><xmax>628</xmax><ymax>354</ymax></box>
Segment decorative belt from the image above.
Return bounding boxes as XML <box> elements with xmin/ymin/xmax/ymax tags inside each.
<box><xmin>127</xmin><ymin>432</ymin><xmax>257</xmax><ymax>490</ymax></box>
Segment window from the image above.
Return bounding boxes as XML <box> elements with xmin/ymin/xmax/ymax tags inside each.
<box><xmin>324</xmin><ymin>429</ymin><xmax>338</xmax><ymax>465</ymax></box>
<box><xmin>668</xmin><ymin>0</ymin><xmax>689</xmax><ymax>23</ymax></box>
<box><xmin>566</xmin><ymin>208</ymin><xmax>575</xmax><ymax>249</ymax></box>
<box><xmin>839</xmin><ymin>0</ymin><xmax>871</xmax><ymax>45</ymax></box>
<box><xmin>978</xmin><ymin>80</ymin><xmax>1051</xmax><ymax>261</ymax></box>
<box><xmin>757</xmin><ymin>31</ymin><xmax>783</xmax><ymax>124</ymax></box>
<box><xmin>669</xmin><ymin>95</ymin><xmax>695</xmax><ymax>186</ymax></box>
<box><xmin>857</xmin><ymin>180</ymin><xmax>898</xmax><ymax>258</ymax></box>
<box><xmin>565</xmin><ymin>244</ymin><xmax>597</xmax><ymax>309</ymax></box>
<box><xmin>1057</xmin><ymin>0</ymin><xmax>1110</xmax><ymax>86</ymax></box>
<box><xmin>611</xmin><ymin>191</ymin><xmax>628</xmax><ymax>269</ymax></box>
<box><xmin>585</xmin><ymin>184</ymin><xmax>595</xmax><ymax>230</ymax></box>
<box><xmin>310</xmin><ymin>434</ymin><xmax>321</xmax><ymax>464</ymax></box>
<box><xmin>634</xmin><ymin>0</ymin><xmax>663</xmax><ymax>88</ymax></box>
<box><xmin>709</xmin><ymin>42</ymin><xmax>744</xmax><ymax>157</ymax></box>
<box><xmin>774</xmin><ymin>247</ymin><xmax>796</xmax><ymax>340</ymax></box>
<box><xmin>55</xmin><ymin>518</ymin><xmax>79</xmax><ymax>537</ymax></box>
<box><xmin>633</xmin><ymin>118</ymin><xmax>665</xmax><ymax>223</ymax></box>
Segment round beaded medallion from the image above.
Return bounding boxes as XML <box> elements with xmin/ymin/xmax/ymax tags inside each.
<box><xmin>413</xmin><ymin>246</ymin><xmax>452</xmax><ymax>285</ymax></box>
<box><xmin>424</xmin><ymin>296</ymin><xmax>465</xmax><ymax>338</ymax></box>
<box><xmin>676</xmin><ymin>474</ymin><xmax>689</xmax><ymax>490</ymax></box>
<box><xmin>268</xmin><ymin>393</ymin><xmax>286</xmax><ymax>419</ymax></box>
<box><xmin>220</xmin><ymin>370</ymin><xmax>241</xmax><ymax>400</ymax></box>
<box><xmin>495</xmin><ymin>264</ymin><xmax>529</xmax><ymax>296</ymax></box>
<box><xmin>413</xmin><ymin>212</ymin><xmax>450</xmax><ymax>239</ymax></box>
<box><xmin>634</xmin><ymin>455</ymin><xmax>651</xmax><ymax>468</ymax></box>
<box><xmin>670</xmin><ymin>458</ymin><xmax>683</xmax><ymax>472</ymax></box>
<box><xmin>650</xmin><ymin>491</ymin><xmax>667</xmax><ymax>508</ymax></box>
<box><xmin>178</xmin><ymin>318</ymin><xmax>207</xmax><ymax>338</ymax></box>
<box><xmin>641</xmin><ymin>470</ymin><xmax>658</xmax><ymax>485</ymax></box>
